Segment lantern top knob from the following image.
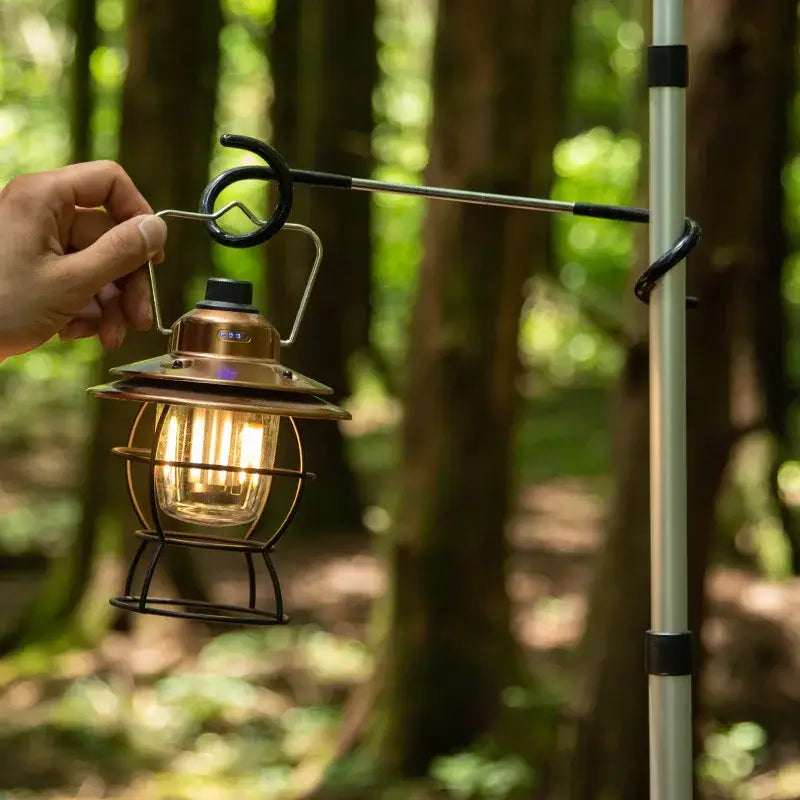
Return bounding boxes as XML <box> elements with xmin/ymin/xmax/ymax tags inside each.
<box><xmin>197</xmin><ymin>277</ymin><xmax>257</xmax><ymax>313</ymax></box>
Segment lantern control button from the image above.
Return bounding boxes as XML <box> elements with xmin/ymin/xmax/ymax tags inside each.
<box><xmin>218</xmin><ymin>330</ymin><xmax>252</xmax><ymax>342</ymax></box>
<box><xmin>196</xmin><ymin>278</ymin><xmax>259</xmax><ymax>313</ymax></box>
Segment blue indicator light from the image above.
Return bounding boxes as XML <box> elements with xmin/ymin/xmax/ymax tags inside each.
<box><xmin>218</xmin><ymin>329</ymin><xmax>250</xmax><ymax>343</ymax></box>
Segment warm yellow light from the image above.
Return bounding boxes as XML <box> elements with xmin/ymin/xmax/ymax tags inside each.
<box><xmin>155</xmin><ymin>405</ymin><xmax>280</xmax><ymax>526</ymax></box>
<box><xmin>163</xmin><ymin>414</ymin><xmax>179</xmax><ymax>485</ymax></box>
<box><xmin>240</xmin><ymin>423</ymin><xmax>264</xmax><ymax>484</ymax></box>
<box><xmin>189</xmin><ymin>409</ymin><xmax>206</xmax><ymax>482</ymax></box>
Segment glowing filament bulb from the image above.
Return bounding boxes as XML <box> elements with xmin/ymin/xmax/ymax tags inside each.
<box><xmin>216</xmin><ymin>414</ymin><xmax>233</xmax><ymax>484</ymax></box>
<box><xmin>163</xmin><ymin>414</ymin><xmax>179</xmax><ymax>484</ymax></box>
<box><xmin>155</xmin><ymin>405</ymin><xmax>280</xmax><ymax>527</ymax></box>
<box><xmin>239</xmin><ymin>423</ymin><xmax>264</xmax><ymax>484</ymax></box>
<box><xmin>189</xmin><ymin>409</ymin><xmax>206</xmax><ymax>481</ymax></box>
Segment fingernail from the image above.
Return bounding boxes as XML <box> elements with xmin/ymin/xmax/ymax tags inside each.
<box><xmin>138</xmin><ymin>215</ymin><xmax>168</xmax><ymax>257</ymax></box>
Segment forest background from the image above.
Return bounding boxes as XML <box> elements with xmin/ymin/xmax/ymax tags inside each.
<box><xmin>0</xmin><ymin>1</ymin><xmax>798</xmax><ymax>799</ymax></box>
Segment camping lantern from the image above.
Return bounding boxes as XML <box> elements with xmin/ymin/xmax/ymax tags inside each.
<box><xmin>89</xmin><ymin>188</ymin><xmax>349</xmax><ymax>625</ymax></box>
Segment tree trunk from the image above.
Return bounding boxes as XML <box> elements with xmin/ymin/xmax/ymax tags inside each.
<box><xmin>569</xmin><ymin>3</ymin><xmax>797</xmax><ymax>798</ymax></box>
<box><xmin>373</xmin><ymin>0</ymin><xmax>575</xmax><ymax>777</ymax></box>
<box><xmin>267</xmin><ymin>0</ymin><xmax>376</xmax><ymax>534</ymax></box>
<box><xmin>69</xmin><ymin>0</ymin><xmax>96</xmax><ymax>164</ymax></box>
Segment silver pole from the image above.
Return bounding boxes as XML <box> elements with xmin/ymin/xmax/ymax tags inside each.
<box><xmin>649</xmin><ymin>1</ymin><xmax>693</xmax><ymax>799</ymax></box>
<box><xmin>351</xmin><ymin>177</ymin><xmax>575</xmax><ymax>214</ymax></box>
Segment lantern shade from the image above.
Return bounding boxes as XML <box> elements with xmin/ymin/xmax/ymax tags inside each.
<box><xmin>89</xmin><ymin>377</ymin><xmax>350</xmax><ymax>420</ymax></box>
<box><xmin>110</xmin><ymin>353</ymin><xmax>335</xmax><ymax>395</ymax></box>
<box><xmin>88</xmin><ymin>296</ymin><xmax>350</xmax><ymax>420</ymax></box>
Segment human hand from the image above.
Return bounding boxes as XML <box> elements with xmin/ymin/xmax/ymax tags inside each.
<box><xmin>0</xmin><ymin>161</ymin><xmax>168</xmax><ymax>360</ymax></box>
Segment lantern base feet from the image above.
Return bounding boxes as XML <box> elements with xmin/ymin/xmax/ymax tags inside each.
<box><xmin>109</xmin><ymin>595</ymin><xmax>289</xmax><ymax>626</ymax></box>
<box><xmin>134</xmin><ymin>528</ymin><xmax>271</xmax><ymax>553</ymax></box>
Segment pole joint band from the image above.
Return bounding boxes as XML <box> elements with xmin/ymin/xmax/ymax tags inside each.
<box><xmin>645</xmin><ymin>631</ymin><xmax>693</xmax><ymax>676</ymax></box>
<box><xmin>648</xmin><ymin>45</ymin><xmax>688</xmax><ymax>87</ymax></box>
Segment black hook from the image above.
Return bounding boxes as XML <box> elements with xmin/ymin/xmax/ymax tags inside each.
<box><xmin>634</xmin><ymin>217</ymin><xmax>702</xmax><ymax>306</ymax></box>
<box><xmin>200</xmin><ymin>134</ymin><xmax>294</xmax><ymax>248</ymax></box>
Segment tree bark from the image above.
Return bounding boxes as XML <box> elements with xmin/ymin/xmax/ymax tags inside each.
<box><xmin>373</xmin><ymin>0</ymin><xmax>575</xmax><ymax>777</ymax></box>
<box><xmin>69</xmin><ymin>0</ymin><xmax>96</xmax><ymax>164</ymax></box>
<box><xmin>569</xmin><ymin>3</ymin><xmax>798</xmax><ymax>798</ymax></box>
<box><xmin>267</xmin><ymin>0</ymin><xmax>376</xmax><ymax>534</ymax></box>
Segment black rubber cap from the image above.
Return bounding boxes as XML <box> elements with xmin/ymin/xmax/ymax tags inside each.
<box><xmin>196</xmin><ymin>278</ymin><xmax>258</xmax><ymax>313</ymax></box>
<box><xmin>645</xmin><ymin>631</ymin><xmax>693</xmax><ymax>676</ymax></box>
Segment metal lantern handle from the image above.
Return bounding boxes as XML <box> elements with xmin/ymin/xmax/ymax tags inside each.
<box><xmin>147</xmin><ymin>203</ymin><xmax>323</xmax><ymax>347</ymax></box>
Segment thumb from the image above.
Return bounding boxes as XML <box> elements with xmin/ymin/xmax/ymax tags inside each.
<box><xmin>61</xmin><ymin>214</ymin><xmax>168</xmax><ymax>290</ymax></box>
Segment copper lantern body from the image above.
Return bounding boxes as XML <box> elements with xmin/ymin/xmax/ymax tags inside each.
<box><xmin>89</xmin><ymin>273</ymin><xmax>349</xmax><ymax>626</ymax></box>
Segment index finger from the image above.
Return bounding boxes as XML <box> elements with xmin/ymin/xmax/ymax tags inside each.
<box><xmin>54</xmin><ymin>161</ymin><xmax>153</xmax><ymax>222</ymax></box>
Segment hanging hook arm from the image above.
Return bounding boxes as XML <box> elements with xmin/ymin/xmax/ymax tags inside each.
<box><xmin>205</xmin><ymin>142</ymin><xmax>700</xmax><ymax>305</ymax></box>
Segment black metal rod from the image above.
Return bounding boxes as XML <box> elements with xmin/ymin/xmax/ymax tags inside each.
<box><xmin>124</xmin><ymin>541</ymin><xmax>148</xmax><ymax>596</ymax></box>
<box><xmin>245</xmin><ymin>553</ymin><xmax>257</xmax><ymax>609</ymax></box>
<box><xmin>231</xmin><ymin>163</ymin><xmax>653</xmax><ymax>223</ymax></box>
<box><xmin>267</xmin><ymin>165</ymin><xmax>695</xmax><ymax>303</ymax></box>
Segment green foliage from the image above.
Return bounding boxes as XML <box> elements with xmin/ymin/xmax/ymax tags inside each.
<box><xmin>91</xmin><ymin>0</ymin><xmax>125</xmax><ymax>159</ymax></box>
<box><xmin>224</xmin><ymin>0</ymin><xmax>275</xmax><ymax>25</ymax></box>
<box><xmin>515</xmin><ymin>382</ymin><xmax>611</xmax><ymax>482</ymax></box>
<box><xmin>0</xmin><ymin>498</ymin><xmax>80</xmax><ymax>555</ymax></box>
<box><xmin>0</xmin><ymin>624</ymin><xmax>370</xmax><ymax>798</ymax></box>
<box><xmin>570</xmin><ymin>0</ymin><xmax>643</xmax><ymax>131</ymax></box>
<box><xmin>718</xmin><ymin>436</ymin><xmax>793</xmax><ymax>578</ymax></box>
<box><xmin>207</xmin><ymin>2</ymin><xmax>274</xmax><ymax>295</ymax></box>
<box><xmin>371</xmin><ymin>0</ymin><xmax>435</xmax><ymax>363</ymax></box>
<box><xmin>0</xmin><ymin>0</ymin><xmax>71</xmax><ymax>178</ymax></box>
<box><xmin>698</xmin><ymin>721</ymin><xmax>767</xmax><ymax>799</ymax></box>
<box><xmin>522</xmin><ymin>127</ymin><xmax>640</xmax><ymax>384</ymax></box>
<box><xmin>198</xmin><ymin>624</ymin><xmax>373</xmax><ymax>684</ymax></box>
<box><xmin>431</xmin><ymin>750</ymin><xmax>536</xmax><ymax>799</ymax></box>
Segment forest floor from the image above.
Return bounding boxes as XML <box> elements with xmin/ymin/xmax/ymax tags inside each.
<box><xmin>0</xmin><ymin>477</ymin><xmax>799</xmax><ymax>799</ymax></box>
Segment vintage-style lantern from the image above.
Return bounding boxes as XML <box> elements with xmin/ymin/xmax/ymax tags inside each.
<box><xmin>89</xmin><ymin>187</ymin><xmax>349</xmax><ymax>625</ymax></box>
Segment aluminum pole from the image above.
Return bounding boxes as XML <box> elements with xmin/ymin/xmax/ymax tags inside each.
<box><xmin>649</xmin><ymin>1</ymin><xmax>693</xmax><ymax>799</ymax></box>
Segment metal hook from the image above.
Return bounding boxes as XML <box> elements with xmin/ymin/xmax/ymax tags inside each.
<box><xmin>147</xmin><ymin>203</ymin><xmax>322</xmax><ymax>346</ymax></box>
<box><xmin>633</xmin><ymin>218</ymin><xmax>702</xmax><ymax>306</ymax></box>
<box><xmin>200</xmin><ymin>134</ymin><xmax>294</xmax><ymax>248</ymax></box>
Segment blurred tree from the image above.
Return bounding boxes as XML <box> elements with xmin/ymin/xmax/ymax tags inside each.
<box><xmin>569</xmin><ymin>2</ymin><xmax>798</xmax><ymax>798</ymax></box>
<box><xmin>267</xmin><ymin>0</ymin><xmax>377</xmax><ymax>534</ymax></box>
<box><xmin>69</xmin><ymin>0</ymin><xmax>97</xmax><ymax>163</ymax></box>
<box><xmin>372</xmin><ymin>0</ymin><xmax>576</xmax><ymax>777</ymax></box>
<box><xmin>0</xmin><ymin>0</ymin><xmax>225</xmax><ymax>650</ymax></box>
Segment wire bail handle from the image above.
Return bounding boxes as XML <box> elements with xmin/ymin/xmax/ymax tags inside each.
<box><xmin>148</xmin><ymin>137</ymin><xmax>321</xmax><ymax>347</ymax></box>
